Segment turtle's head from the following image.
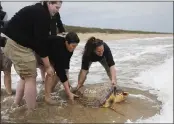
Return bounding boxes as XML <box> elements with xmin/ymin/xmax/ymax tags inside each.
<box><xmin>102</xmin><ymin>93</ymin><xmax>116</xmax><ymax>108</ymax></box>
<box><xmin>102</xmin><ymin>87</ymin><xmax>129</xmax><ymax>108</ymax></box>
<box><xmin>102</xmin><ymin>92</ymin><xmax>129</xmax><ymax>108</ymax></box>
<box><xmin>114</xmin><ymin>91</ymin><xmax>129</xmax><ymax>103</ymax></box>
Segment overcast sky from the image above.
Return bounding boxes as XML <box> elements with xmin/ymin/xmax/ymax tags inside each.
<box><xmin>1</xmin><ymin>1</ymin><xmax>173</xmax><ymax>33</ymax></box>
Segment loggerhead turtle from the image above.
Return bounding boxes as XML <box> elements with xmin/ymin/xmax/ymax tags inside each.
<box><xmin>72</xmin><ymin>83</ymin><xmax>129</xmax><ymax>113</ymax></box>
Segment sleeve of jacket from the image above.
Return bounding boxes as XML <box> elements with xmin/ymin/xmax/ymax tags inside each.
<box><xmin>104</xmin><ymin>43</ymin><xmax>115</xmax><ymax>67</ymax></box>
<box><xmin>33</xmin><ymin>10</ymin><xmax>50</xmax><ymax>58</ymax></box>
<box><xmin>54</xmin><ymin>60</ymin><xmax>68</xmax><ymax>83</ymax></box>
<box><xmin>64</xmin><ymin>53</ymin><xmax>73</xmax><ymax>69</ymax></box>
<box><xmin>56</xmin><ymin>13</ymin><xmax>65</xmax><ymax>33</ymax></box>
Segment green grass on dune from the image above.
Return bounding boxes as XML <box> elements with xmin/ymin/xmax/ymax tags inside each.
<box><xmin>64</xmin><ymin>25</ymin><xmax>172</xmax><ymax>34</ymax></box>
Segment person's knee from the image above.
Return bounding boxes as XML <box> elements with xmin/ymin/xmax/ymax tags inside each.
<box><xmin>24</xmin><ymin>76</ymin><xmax>36</xmax><ymax>82</ymax></box>
<box><xmin>45</xmin><ymin>73</ymin><xmax>55</xmax><ymax>83</ymax></box>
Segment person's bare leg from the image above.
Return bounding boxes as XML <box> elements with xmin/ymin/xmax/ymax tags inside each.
<box><xmin>51</xmin><ymin>75</ymin><xmax>60</xmax><ymax>92</ymax></box>
<box><xmin>14</xmin><ymin>79</ymin><xmax>25</xmax><ymax>106</ymax></box>
<box><xmin>24</xmin><ymin>76</ymin><xmax>37</xmax><ymax>110</ymax></box>
<box><xmin>45</xmin><ymin>74</ymin><xmax>58</xmax><ymax>104</ymax></box>
<box><xmin>3</xmin><ymin>70</ymin><xmax>12</xmax><ymax>95</ymax></box>
<box><xmin>39</xmin><ymin>66</ymin><xmax>45</xmax><ymax>83</ymax></box>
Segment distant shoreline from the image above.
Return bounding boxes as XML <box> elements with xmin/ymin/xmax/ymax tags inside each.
<box><xmin>77</xmin><ymin>33</ymin><xmax>173</xmax><ymax>41</ymax></box>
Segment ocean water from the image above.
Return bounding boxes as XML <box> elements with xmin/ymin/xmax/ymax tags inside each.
<box><xmin>1</xmin><ymin>36</ymin><xmax>173</xmax><ymax>123</ymax></box>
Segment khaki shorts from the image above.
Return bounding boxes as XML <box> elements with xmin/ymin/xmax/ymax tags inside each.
<box><xmin>3</xmin><ymin>38</ymin><xmax>36</xmax><ymax>79</ymax></box>
<box><xmin>0</xmin><ymin>48</ymin><xmax>12</xmax><ymax>71</ymax></box>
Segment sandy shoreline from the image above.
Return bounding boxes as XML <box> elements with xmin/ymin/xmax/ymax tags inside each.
<box><xmin>1</xmin><ymin>82</ymin><xmax>161</xmax><ymax>123</ymax></box>
<box><xmin>77</xmin><ymin>33</ymin><xmax>173</xmax><ymax>41</ymax></box>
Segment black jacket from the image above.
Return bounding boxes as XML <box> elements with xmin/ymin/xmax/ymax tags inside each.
<box><xmin>50</xmin><ymin>12</ymin><xmax>65</xmax><ymax>35</ymax></box>
<box><xmin>2</xmin><ymin>3</ymin><xmax>51</xmax><ymax>57</ymax></box>
<box><xmin>48</xmin><ymin>36</ymin><xmax>73</xmax><ymax>83</ymax></box>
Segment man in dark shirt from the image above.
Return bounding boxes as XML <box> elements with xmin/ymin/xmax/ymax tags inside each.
<box><xmin>45</xmin><ymin>32</ymin><xmax>80</xmax><ymax>104</ymax></box>
<box><xmin>75</xmin><ymin>37</ymin><xmax>117</xmax><ymax>90</ymax></box>
<box><xmin>2</xmin><ymin>1</ymin><xmax>61</xmax><ymax>112</ymax></box>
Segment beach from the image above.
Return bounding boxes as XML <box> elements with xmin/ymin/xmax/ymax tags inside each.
<box><xmin>1</xmin><ymin>33</ymin><xmax>173</xmax><ymax>123</ymax></box>
<box><xmin>77</xmin><ymin>33</ymin><xmax>173</xmax><ymax>41</ymax></box>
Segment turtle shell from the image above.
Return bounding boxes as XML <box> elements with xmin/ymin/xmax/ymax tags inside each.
<box><xmin>75</xmin><ymin>83</ymin><xmax>115</xmax><ymax>107</ymax></box>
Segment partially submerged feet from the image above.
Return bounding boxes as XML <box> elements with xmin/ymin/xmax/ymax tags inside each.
<box><xmin>5</xmin><ymin>88</ymin><xmax>13</xmax><ymax>95</ymax></box>
<box><xmin>25</xmin><ymin>108</ymin><xmax>37</xmax><ymax>117</ymax></box>
<box><xmin>45</xmin><ymin>96</ymin><xmax>60</xmax><ymax>105</ymax></box>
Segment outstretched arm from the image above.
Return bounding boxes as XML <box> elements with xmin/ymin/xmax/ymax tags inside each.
<box><xmin>77</xmin><ymin>55</ymin><xmax>91</xmax><ymax>89</ymax></box>
<box><xmin>105</xmin><ymin>43</ymin><xmax>117</xmax><ymax>86</ymax></box>
<box><xmin>77</xmin><ymin>69</ymin><xmax>88</xmax><ymax>89</ymax></box>
<box><xmin>110</xmin><ymin>65</ymin><xmax>117</xmax><ymax>86</ymax></box>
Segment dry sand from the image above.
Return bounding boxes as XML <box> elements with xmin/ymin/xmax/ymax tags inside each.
<box><xmin>77</xmin><ymin>33</ymin><xmax>173</xmax><ymax>41</ymax></box>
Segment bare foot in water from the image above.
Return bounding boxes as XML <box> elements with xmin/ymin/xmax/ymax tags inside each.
<box><xmin>45</xmin><ymin>97</ymin><xmax>60</xmax><ymax>105</ymax></box>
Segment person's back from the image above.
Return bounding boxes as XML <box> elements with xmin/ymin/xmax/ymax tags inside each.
<box><xmin>3</xmin><ymin>3</ymin><xmax>51</xmax><ymax>56</ymax></box>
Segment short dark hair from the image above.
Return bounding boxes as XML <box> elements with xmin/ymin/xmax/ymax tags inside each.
<box><xmin>65</xmin><ymin>32</ymin><xmax>80</xmax><ymax>44</ymax></box>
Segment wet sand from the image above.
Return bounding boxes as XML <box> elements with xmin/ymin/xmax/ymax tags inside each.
<box><xmin>77</xmin><ymin>33</ymin><xmax>173</xmax><ymax>41</ymax></box>
<box><xmin>1</xmin><ymin>81</ymin><xmax>161</xmax><ymax>123</ymax></box>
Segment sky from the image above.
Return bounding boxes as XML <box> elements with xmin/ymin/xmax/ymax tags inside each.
<box><xmin>1</xmin><ymin>1</ymin><xmax>173</xmax><ymax>33</ymax></box>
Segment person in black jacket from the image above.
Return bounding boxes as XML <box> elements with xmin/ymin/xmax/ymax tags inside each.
<box><xmin>75</xmin><ymin>37</ymin><xmax>117</xmax><ymax>90</ymax></box>
<box><xmin>45</xmin><ymin>32</ymin><xmax>80</xmax><ymax>104</ymax></box>
<box><xmin>2</xmin><ymin>1</ymin><xmax>61</xmax><ymax>112</ymax></box>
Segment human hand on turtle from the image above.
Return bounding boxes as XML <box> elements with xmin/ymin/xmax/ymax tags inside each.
<box><xmin>111</xmin><ymin>80</ymin><xmax>117</xmax><ymax>87</ymax></box>
<box><xmin>68</xmin><ymin>92</ymin><xmax>79</xmax><ymax>104</ymax></box>
<box><xmin>72</xmin><ymin>83</ymin><xmax>83</xmax><ymax>93</ymax></box>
